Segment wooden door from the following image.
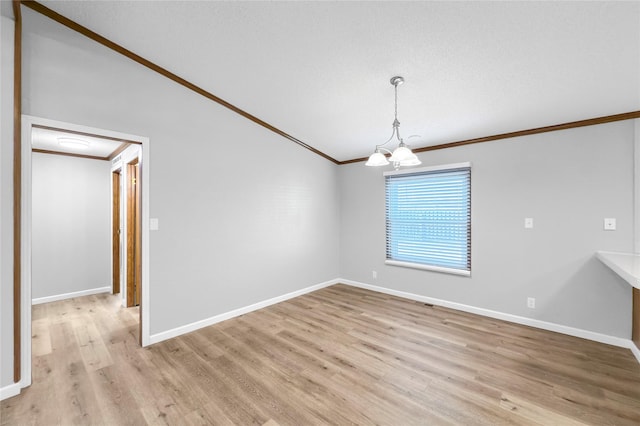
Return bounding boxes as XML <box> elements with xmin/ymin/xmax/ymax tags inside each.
<box><xmin>112</xmin><ymin>171</ymin><xmax>121</xmax><ymax>294</ymax></box>
<box><xmin>126</xmin><ymin>159</ymin><xmax>141</xmax><ymax>307</ymax></box>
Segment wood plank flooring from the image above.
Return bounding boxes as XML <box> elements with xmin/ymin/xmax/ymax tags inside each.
<box><xmin>2</xmin><ymin>284</ymin><xmax>640</xmax><ymax>425</ymax></box>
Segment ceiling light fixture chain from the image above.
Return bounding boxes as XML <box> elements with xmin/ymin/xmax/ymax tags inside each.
<box><xmin>392</xmin><ymin>75</ymin><xmax>403</xmax><ymax>132</ymax></box>
<box><xmin>365</xmin><ymin>76</ymin><xmax>421</xmax><ymax>169</ymax></box>
<box><xmin>393</xmin><ymin>76</ymin><xmax>400</xmax><ymax>127</ymax></box>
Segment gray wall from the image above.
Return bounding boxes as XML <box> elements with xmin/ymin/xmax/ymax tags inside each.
<box><xmin>1</xmin><ymin>15</ymin><xmax>15</xmax><ymax>388</ymax></box>
<box><xmin>340</xmin><ymin>121</ymin><xmax>635</xmax><ymax>338</ymax></box>
<box><xmin>21</xmin><ymin>8</ymin><xmax>340</xmax><ymax>336</ymax></box>
<box><xmin>31</xmin><ymin>153</ymin><xmax>111</xmax><ymax>299</ymax></box>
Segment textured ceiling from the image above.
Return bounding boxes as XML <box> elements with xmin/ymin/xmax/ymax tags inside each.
<box><xmin>7</xmin><ymin>1</ymin><xmax>640</xmax><ymax>162</ymax></box>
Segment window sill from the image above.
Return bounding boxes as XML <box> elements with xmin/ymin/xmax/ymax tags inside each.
<box><xmin>385</xmin><ymin>260</ymin><xmax>471</xmax><ymax>277</ymax></box>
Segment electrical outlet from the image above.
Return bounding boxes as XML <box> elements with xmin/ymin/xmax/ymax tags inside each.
<box><xmin>524</xmin><ymin>218</ymin><xmax>533</xmax><ymax>229</ymax></box>
<box><xmin>604</xmin><ymin>218</ymin><xmax>616</xmax><ymax>231</ymax></box>
<box><xmin>372</xmin><ymin>270</ymin><xmax>377</xmax><ymax>280</ymax></box>
<box><xmin>527</xmin><ymin>297</ymin><xmax>535</xmax><ymax>309</ymax></box>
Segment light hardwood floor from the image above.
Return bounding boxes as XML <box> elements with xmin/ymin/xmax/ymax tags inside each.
<box><xmin>2</xmin><ymin>284</ymin><xmax>640</xmax><ymax>425</ymax></box>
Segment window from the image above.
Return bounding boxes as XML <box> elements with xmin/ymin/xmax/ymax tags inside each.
<box><xmin>385</xmin><ymin>162</ymin><xmax>471</xmax><ymax>276</ymax></box>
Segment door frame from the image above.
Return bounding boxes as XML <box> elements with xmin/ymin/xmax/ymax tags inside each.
<box><xmin>126</xmin><ymin>158</ymin><xmax>141</xmax><ymax>308</ymax></box>
<box><xmin>19</xmin><ymin>115</ymin><xmax>151</xmax><ymax>389</ymax></box>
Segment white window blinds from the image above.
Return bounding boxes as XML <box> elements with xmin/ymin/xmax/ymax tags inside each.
<box><xmin>385</xmin><ymin>164</ymin><xmax>471</xmax><ymax>275</ymax></box>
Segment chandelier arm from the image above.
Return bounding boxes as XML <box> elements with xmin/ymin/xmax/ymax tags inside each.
<box><xmin>395</xmin><ymin>125</ymin><xmax>403</xmax><ymax>144</ymax></box>
<box><xmin>376</xmin><ymin>126</ymin><xmax>399</xmax><ymax>148</ymax></box>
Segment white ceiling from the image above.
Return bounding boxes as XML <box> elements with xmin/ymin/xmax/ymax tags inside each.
<box><xmin>7</xmin><ymin>1</ymin><xmax>640</xmax><ymax>162</ymax></box>
<box><xmin>32</xmin><ymin>126</ymin><xmax>126</xmax><ymax>158</ymax></box>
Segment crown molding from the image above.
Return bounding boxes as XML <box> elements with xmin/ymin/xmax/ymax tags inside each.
<box><xmin>341</xmin><ymin>110</ymin><xmax>640</xmax><ymax>165</ymax></box>
<box><xmin>31</xmin><ymin>148</ymin><xmax>109</xmax><ymax>161</ymax></box>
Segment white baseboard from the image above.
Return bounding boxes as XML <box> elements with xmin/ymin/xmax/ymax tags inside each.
<box><xmin>339</xmin><ymin>279</ymin><xmax>632</xmax><ymax>349</ymax></box>
<box><xmin>0</xmin><ymin>382</ymin><xmax>21</xmax><ymax>401</ymax></box>
<box><xmin>32</xmin><ymin>286</ymin><xmax>111</xmax><ymax>305</ymax></box>
<box><xmin>6</xmin><ymin>277</ymin><xmax>638</xmax><ymax>402</ymax></box>
<box><xmin>149</xmin><ymin>279</ymin><xmax>340</xmax><ymax>345</ymax></box>
<box><xmin>148</xmin><ymin>277</ymin><xmax>638</xmax><ymax>364</ymax></box>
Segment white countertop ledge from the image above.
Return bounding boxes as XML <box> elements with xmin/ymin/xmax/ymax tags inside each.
<box><xmin>596</xmin><ymin>251</ymin><xmax>640</xmax><ymax>289</ymax></box>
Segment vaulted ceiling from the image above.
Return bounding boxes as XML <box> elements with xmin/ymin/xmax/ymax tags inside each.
<box><xmin>5</xmin><ymin>1</ymin><xmax>640</xmax><ymax>162</ymax></box>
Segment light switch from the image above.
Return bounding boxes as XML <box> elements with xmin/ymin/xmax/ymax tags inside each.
<box><xmin>524</xmin><ymin>218</ymin><xmax>533</xmax><ymax>229</ymax></box>
<box><xmin>604</xmin><ymin>218</ymin><xmax>616</xmax><ymax>231</ymax></box>
<box><xmin>150</xmin><ymin>218</ymin><xmax>159</xmax><ymax>231</ymax></box>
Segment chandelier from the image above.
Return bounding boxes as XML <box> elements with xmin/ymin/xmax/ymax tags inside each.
<box><xmin>365</xmin><ymin>76</ymin><xmax>421</xmax><ymax>168</ymax></box>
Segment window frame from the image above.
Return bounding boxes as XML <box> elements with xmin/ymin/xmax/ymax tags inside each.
<box><xmin>384</xmin><ymin>162</ymin><xmax>472</xmax><ymax>277</ymax></box>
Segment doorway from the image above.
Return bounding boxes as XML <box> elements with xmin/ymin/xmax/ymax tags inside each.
<box><xmin>19</xmin><ymin>115</ymin><xmax>151</xmax><ymax>389</ymax></box>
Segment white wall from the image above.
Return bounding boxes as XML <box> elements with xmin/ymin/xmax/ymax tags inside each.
<box><xmin>31</xmin><ymin>153</ymin><xmax>111</xmax><ymax>300</ymax></box>
<box><xmin>340</xmin><ymin>121</ymin><xmax>635</xmax><ymax>338</ymax></box>
<box><xmin>1</xmin><ymin>15</ymin><xmax>15</xmax><ymax>389</ymax></box>
<box><xmin>20</xmin><ymin>8</ymin><xmax>340</xmax><ymax>337</ymax></box>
